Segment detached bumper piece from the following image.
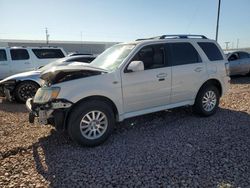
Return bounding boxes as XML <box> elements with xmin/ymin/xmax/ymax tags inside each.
<box><xmin>26</xmin><ymin>98</ymin><xmax>73</xmax><ymax>129</ymax></box>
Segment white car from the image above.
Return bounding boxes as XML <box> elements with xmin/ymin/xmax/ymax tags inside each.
<box><xmin>0</xmin><ymin>46</ymin><xmax>67</xmax><ymax>80</ymax></box>
<box><xmin>0</xmin><ymin>55</ymin><xmax>96</xmax><ymax>103</ymax></box>
<box><xmin>26</xmin><ymin>35</ymin><xmax>230</xmax><ymax>146</ymax></box>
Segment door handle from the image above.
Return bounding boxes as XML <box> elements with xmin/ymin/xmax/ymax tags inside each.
<box><xmin>24</xmin><ymin>62</ymin><xmax>30</xmax><ymax>64</ymax></box>
<box><xmin>156</xmin><ymin>73</ymin><xmax>167</xmax><ymax>78</ymax></box>
<box><xmin>194</xmin><ymin>67</ymin><xmax>203</xmax><ymax>72</ymax></box>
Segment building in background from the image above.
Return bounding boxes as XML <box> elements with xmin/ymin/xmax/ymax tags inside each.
<box><xmin>0</xmin><ymin>39</ymin><xmax>119</xmax><ymax>55</ymax></box>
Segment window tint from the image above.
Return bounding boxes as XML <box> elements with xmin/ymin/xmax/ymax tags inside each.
<box><xmin>32</xmin><ymin>49</ymin><xmax>65</xmax><ymax>59</ymax></box>
<box><xmin>238</xmin><ymin>52</ymin><xmax>249</xmax><ymax>59</ymax></box>
<box><xmin>10</xmin><ymin>49</ymin><xmax>29</xmax><ymax>60</ymax></box>
<box><xmin>131</xmin><ymin>44</ymin><xmax>166</xmax><ymax>70</ymax></box>
<box><xmin>198</xmin><ymin>42</ymin><xmax>223</xmax><ymax>61</ymax></box>
<box><xmin>170</xmin><ymin>43</ymin><xmax>201</xmax><ymax>66</ymax></box>
<box><xmin>0</xmin><ymin>50</ymin><xmax>7</xmax><ymax>61</ymax></box>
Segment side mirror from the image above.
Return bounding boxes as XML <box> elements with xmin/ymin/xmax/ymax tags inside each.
<box><xmin>127</xmin><ymin>61</ymin><xmax>144</xmax><ymax>72</ymax></box>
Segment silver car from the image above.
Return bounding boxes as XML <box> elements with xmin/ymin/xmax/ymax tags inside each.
<box><xmin>0</xmin><ymin>55</ymin><xmax>96</xmax><ymax>103</ymax></box>
<box><xmin>227</xmin><ymin>51</ymin><xmax>250</xmax><ymax>76</ymax></box>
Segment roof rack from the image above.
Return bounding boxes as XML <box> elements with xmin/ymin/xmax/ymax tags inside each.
<box><xmin>136</xmin><ymin>34</ymin><xmax>207</xmax><ymax>41</ymax></box>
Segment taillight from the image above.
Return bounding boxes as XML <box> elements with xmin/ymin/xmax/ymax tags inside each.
<box><xmin>225</xmin><ymin>62</ymin><xmax>230</xmax><ymax>76</ymax></box>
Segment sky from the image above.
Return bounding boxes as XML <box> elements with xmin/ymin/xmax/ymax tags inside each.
<box><xmin>0</xmin><ymin>0</ymin><xmax>250</xmax><ymax>48</ymax></box>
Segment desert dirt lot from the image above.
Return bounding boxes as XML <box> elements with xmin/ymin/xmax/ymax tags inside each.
<box><xmin>0</xmin><ymin>76</ymin><xmax>250</xmax><ymax>187</ymax></box>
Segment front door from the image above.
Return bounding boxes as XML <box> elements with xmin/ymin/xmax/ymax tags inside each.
<box><xmin>121</xmin><ymin>44</ymin><xmax>172</xmax><ymax>113</ymax></box>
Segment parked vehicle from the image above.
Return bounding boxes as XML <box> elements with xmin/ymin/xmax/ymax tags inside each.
<box><xmin>227</xmin><ymin>51</ymin><xmax>250</xmax><ymax>76</ymax></box>
<box><xmin>67</xmin><ymin>52</ymin><xmax>94</xmax><ymax>56</ymax></box>
<box><xmin>0</xmin><ymin>46</ymin><xmax>67</xmax><ymax>80</ymax></box>
<box><xmin>26</xmin><ymin>34</ymin><xmax>230</xmax><ymax>146</ymax></box>
<box><xmin>0</xmin><ymin>55</ymin><xmax>96</xmax><ymax>103</ymax></box>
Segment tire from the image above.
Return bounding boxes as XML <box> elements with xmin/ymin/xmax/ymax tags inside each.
<box><xmin>14</xmin><ymin>81</ymin><xmax>40</xmax><ymax>103</ymax></box>
<box><xmin>193</xmin><ymin>85</ymin><xmax>220</xmax><ymax>117</ymax></box>
<box><xmin>67</xmin><ymin>100</ymin><xmax>115</xmax><ymax>147</ymax></box>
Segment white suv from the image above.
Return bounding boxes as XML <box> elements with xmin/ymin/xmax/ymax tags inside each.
<box><xmin>26</xmin><ymin>35</ymin><xmax>230</xmax><ymax>146</ymax></box>
<box><xmin>0</xmin><ymin>47</ymin><xmax>67</xmax><ymax>80</ymax></box>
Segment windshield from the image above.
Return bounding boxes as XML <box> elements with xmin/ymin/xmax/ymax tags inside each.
<box><xmin>90</xmin><ymin>44</ymin><xmax>136</xmax><ymax>71</ymax></box>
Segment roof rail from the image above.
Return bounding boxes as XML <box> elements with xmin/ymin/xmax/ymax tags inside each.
<box><xmin>136</xmin><ymin>34</ymin><xmax>207</xmax><ymax>41</ymax></box>
<box><xmin>160</xmin><ymin>34</ymin><xmax>207</xmax><ymax>39</ymax></box>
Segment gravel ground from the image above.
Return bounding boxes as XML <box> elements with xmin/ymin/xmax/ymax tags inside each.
<box><xmin>0</xmin><ymin>76</ymin><xmax>250</xmax><ymax>188</ymax></box>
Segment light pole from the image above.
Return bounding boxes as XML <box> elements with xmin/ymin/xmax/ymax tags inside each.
<box><xmin>215</xmin><ymin>0</ymin><xmax>221</xmax><ymax>41</ymax></box>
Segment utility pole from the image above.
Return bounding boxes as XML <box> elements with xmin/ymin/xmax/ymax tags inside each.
<box><xmin>215</xmin><ymin>0</ymin><xmax>221</xmax><ymax>41</ymax></box>
<box><xmin>225</xmin><ymin>42</ymin><xmax>230</xmax><ymax>50</ymax></box>
<box><xmin>237</xmin><ymin>38</ymin><xmax>239</xmax><ymax>49</ymax></box>
<box><xmin>45</xmin><ymin>27</ymin><xmax>49</xmax><ymax>45</ymax></box>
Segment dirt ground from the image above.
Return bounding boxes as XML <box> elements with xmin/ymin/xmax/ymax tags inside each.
<box><xmin>0</xmin><ymin>76</ymin><xmax>249</xmax><ymax>187</ymax></box>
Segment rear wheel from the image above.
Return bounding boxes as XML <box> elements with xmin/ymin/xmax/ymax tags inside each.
<box><xmin>14</xmin><ymin>81</ymin><xmax>39</xmax><ymax>103</ymax></box>
<box><xmin>67</xmin><ymin>100</ymin><xmax>115</xmax><ymax>147</ymax></box>
<box><xmin>193</xmin><ymin>85</ymin><xmax>220</xmax><ymax>117</ymax></box>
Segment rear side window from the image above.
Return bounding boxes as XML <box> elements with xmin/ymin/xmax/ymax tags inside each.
<box><xmin>32</xmin><ymin>49</ymin><xmax>65</xmax><ymax>59</ymax></box>
<box><xmin>238</xmin><ymin>52</ymin><xmax>249</xmax><ymax>59</ymax></box>
<box><xmin>198</xmin><ymin>42</ymin><xmax>223</xmax><ymax>61</ymax></box>
<box><xmin>10</xmin><ymin>49</ymin><xmax>30</xmax><ymax>60</ymax></box>
<box><xmin>0</xmin><ymin>50</ymin><xmax>7</xmax><ymax>61</ymax></box>
<box><xmin>169</xmin><ymin>43</ymin><xmax>201</xmax><ymax>66</ymax></box>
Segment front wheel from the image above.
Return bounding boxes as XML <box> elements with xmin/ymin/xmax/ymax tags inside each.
<box><xmin>193</xmin><ymin>85</ymin><xmax>220</xmax><ymax>117</ymax></box>
<box><xmin>67</xmin><ymin>100</ymin><xmax>115</xmax><ymax>147</ymax></box>
<box><xmin>14</xmin><ymin>81</ymin><xmax>39</xmax><ymax>103</ymax></box>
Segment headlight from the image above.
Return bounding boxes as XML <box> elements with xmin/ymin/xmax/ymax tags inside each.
<box><xmin>33</xmin><ymin>87</ymin><xmax>60</xmax><ymax>104</ymax></box>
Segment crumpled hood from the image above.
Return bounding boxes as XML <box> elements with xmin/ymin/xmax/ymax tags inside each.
<box><xmin>41</xmin><ymin>63</ymin><xmax>108</xmax><ymax>85</ymax></box>
<box><xmin>0</xmin><ymin>71</ymin><xmax>41</xmax><ymax>84</ymax></box>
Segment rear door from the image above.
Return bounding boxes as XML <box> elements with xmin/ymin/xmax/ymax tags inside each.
<box><xmin>121</xmin><ymin>44</ymin><xmax>172</xmax><ymax>113</ymax></box>
<box><xmin>0</xmin><ymin>49</ymin><xmax>10</xmax><ymax>79</ymax></box>
<box><xmin>170</xmin><ymin>42</ymin><xmax>207</xmax><ymax>103</ymax></box>
<box><xmin>10</xmin><ymin>49</ymin><xmax>33</xmax><ymax>75</ymax></box>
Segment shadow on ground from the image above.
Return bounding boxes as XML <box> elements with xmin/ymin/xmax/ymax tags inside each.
<box><xmin>230</xmin><ymin>75</ymin><xmax>250</xmax><ymax>84</ymax></box>
<box><xmin>0</xmin><ymin>99</ymin><xmax>27</xmax><ymax>113</ymax></box>
<box><xmin>32</xmin><ymin>107</ymin><xmax>250</xmax><ymax>187</ymax></box>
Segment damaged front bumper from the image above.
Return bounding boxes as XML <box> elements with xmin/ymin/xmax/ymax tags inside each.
<box><xmin>0</xmin><ymin>83</ymin><xmax>16</xmax><ymax>101</ymax></box>
<box><xmin>26</xmin><ymin>98</ymin><xmax>73</xmax><ymax>129</ymax></box>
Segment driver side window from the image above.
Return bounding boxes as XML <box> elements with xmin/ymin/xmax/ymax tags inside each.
<box><xmin>228</xmin><ymin>53</ymin><xmax>239</xmax><ymax>61</ymax></box>
<box><xmin>131</xmin><ymin>44</ymin><xmax>166</xmax><ymax>70</ymax></box>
